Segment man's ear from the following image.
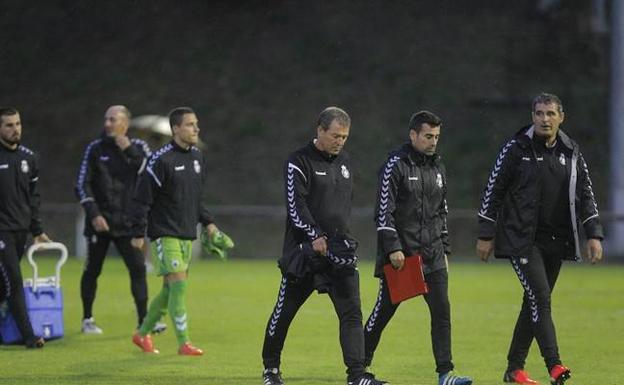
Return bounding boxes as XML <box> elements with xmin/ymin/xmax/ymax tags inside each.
<box><xmin>121</xmin><ymin>121</ymin><xmax>130</xmax><ymax>135</ymax></box>
<box><xmin>409</xmin><ymin>129</ymin><xmax>418</xmax><ymax>143</ymax></box>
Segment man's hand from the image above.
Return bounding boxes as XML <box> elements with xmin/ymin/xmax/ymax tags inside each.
<box><xmin>389</xmin><ymin>250</ymin><xmax>405</xmax><ymax>270</ymax></box>
<box><xmin>91</xmin><ymin>215</ymin><xmax>110</xmax><ymax>233</ymax></box>
<box><xmin>586</xmin><ymin>238</ymin><xmax>603</xmax><ymax>264</ymax></box>
<box><xmin>114</xmin><ymin>135</ymin><xmax>131</xmax><ymax>150</ymax></box>
<box><xmin>33</xmin><ymin>233</ymin><xmax>51</xmax><ymax>244</ymax></box>
<box><xmin>206</xmin><ymin>223</ymin><xmax>219</xmax><ymax>236</ymax></box>
<box><xmin>131</xmin><ymin>237</ymin><xmax>144</xmax><ymax>250</ymax></box>
<box><xmin>312</xmin><ymin>236</ymin><xmax>328</xmax><ymax>256</ymax></box>
<box><xmin>476</xmin><ymin>239</ymin><xmax>494</xmax><ymax>262</ymax></box>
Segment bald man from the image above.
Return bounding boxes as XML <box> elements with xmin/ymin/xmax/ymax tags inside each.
<box><xmin>75</xmin><ymin>106</ymin><xmax>164</xmax><ymax>334</ymax></box>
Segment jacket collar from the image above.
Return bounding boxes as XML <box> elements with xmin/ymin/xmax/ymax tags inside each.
<box><xmin>308</xmin><ymin>140</ymin><xmax>339</xmax><ymax>162</ymax></box>
<box><xmin>397</xmin><ymin>142</ymin><xmax>439</xmax><ymax>165</ymax></box>
<box><xmin>517</xmin><ymin>125</ymin><xmax>575</xmax><ymax>151</ymax></box>
<box><xmin>171</xmin><ymin>139</ymin><xmax>193</xmax><ymax>153</ymax></box>
<box><xmin>100</xmin><ymin>132</ymin><xmax>115</xmax><ymax>145</ymax></box>
<box><xmin>0</xmin><ymin>140</ymin><xmax>18</xmax><ymax>152</ymax></box>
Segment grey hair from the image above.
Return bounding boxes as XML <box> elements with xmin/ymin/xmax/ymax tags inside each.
<box><xmin>317</xmin><ymin>107</ymin><xmax>351</xmax><ymax>130</ymax></box>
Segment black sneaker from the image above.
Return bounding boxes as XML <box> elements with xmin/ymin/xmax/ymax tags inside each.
<box><xmin>25</xmin><ymin>336</ymin><xmax>45</xmax><ymax>349</ymax></box>
<box><xmin>347</xmin><ymin>372</ymin><xmax>388</xmax><ymax>385</ymax></box>
<box><xmin>263</xmin><ymin>368</ymin><xmax>284</xmax><ymax>385</ymax></box>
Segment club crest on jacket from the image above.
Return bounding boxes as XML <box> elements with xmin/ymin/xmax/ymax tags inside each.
<box><xmin>341</xmin><ymin>164</ymin><xmax>350</xmax><ymax>179</ymax></box>
<box><xmin>20</xmin><ymin>160</ymin><xmax>29</xmax><ymax>173</ymax></box>
<box><xmin>193</xmin><ymin>159</ymin><xmax>201</xmax><ymax>174</ymax></box>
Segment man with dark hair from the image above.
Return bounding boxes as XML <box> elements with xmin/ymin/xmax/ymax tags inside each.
<box><xmin>261</xmin><ymin>107</ymin><xmax>386</xmax><ymax>385</ymax></box>
<box><xmin>168</xmin><ymin>106</ymin><xmax>195</xmax><ymax>128</ymax></box>
<box><xmin>0</xmin><ymin>107</ymin><xmax>51</xmax><ymax>348</ymax></box>
<box><xmin>75</xmin><ymin>105</ymin><xmax>165</xmax><ymax>335</ymax></box>
<box><xmin>476</xmin><ymin>93</ymin><xmax>603</xmax><ymax>385</ymax></box>
<box><xmin>363</xmin><ymin>111</ymin><xmax>472</xmax><ymax>385</ymax></box>
<box><xmin>131</xmin><ymin>107</ymin><xmax>223</xmax><ymax>355</ymax></box>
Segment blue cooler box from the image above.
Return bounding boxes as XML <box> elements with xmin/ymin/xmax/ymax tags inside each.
<box><xmin>0</xmin><ymin>242</ymin><xmax>68</xmax><ymax>344</ymax></box>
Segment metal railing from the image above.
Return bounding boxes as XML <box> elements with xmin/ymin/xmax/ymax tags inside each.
<box><xmin>39</xmin><ymin>204</ymin><xmax>623</xmax><ymax>260</ymax></box>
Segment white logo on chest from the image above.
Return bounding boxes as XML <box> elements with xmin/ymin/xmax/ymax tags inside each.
<box><xmin>20</xmin><ymin>160</ymin><xmax>29</xmax><ymax>173</ymax></box>
<box><xmin>193</xmin><ymin>160</ymin><xmax>201</xmax><ymax>174</ymax></box>
<box><xmin>436</xmin><ymin>173</ymin><xmax>443</xmax><ymax>188</ymax></box>
<box><xmin>175</xmin><ymin>165</ymin><xmax>185</xmax><ymax>171</ymax></box>
<box><xmin>0</xmin><ymin>164</ymin><xmax>8</xmax><ymax>170</ymax></box>
<box><xmin>315</xmin><ymin>171</ymin><xmax>326</xmax><ymax>176</ymax></box>
<box><xmin>341</xmin><ymin>165</ymin><xmax>350</xmax><ymax>179</ymax></box>
<box><xmin>99</xmin><ymin>155</ymin><xmax>109</xmax><ymax>161</ymax></box>
<box><xmin>559</xmin><ymin>153</ymin><xmax>566</xmax><ymax>166</ymax></box>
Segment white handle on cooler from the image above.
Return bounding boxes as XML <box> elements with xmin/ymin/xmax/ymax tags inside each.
<box><xmin>26</xmin><ymin>242</ymin><xmax>68</xmax><ymax>291</ymax></box>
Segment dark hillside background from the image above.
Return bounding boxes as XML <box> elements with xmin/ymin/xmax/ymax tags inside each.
<box><xmin>0</xmin><ymin>0</ymin><xmax>610</xmax><ymax>229</ymax></box>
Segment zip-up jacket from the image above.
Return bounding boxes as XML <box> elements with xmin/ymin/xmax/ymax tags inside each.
<box><xmin>278</xmin><ymin>142</ymin><xmax>354</xmax><ymax>273</ymax></box>
<box><xmin>0</xmin><ymin>143</ymin><xmax>43</xmax><ymax>235</ymax></box>
<box><xmin>477</xmin><ymin>125</ymin><xmax>603</xmax><ymax>261</ymax></box>
<box><xmin>374</xmin><ymin>143</ymin><xmax>450</xmax><ymax>277</ymax></box>
<box><xmin>132</xmin><ymin>140</ymin><xmax>214</xmax><ymax>240</ymax></box>
<box><xmin>75</xmin><ymin>134</ymin><xmax>151</xmax><ymax>236</ymax></box>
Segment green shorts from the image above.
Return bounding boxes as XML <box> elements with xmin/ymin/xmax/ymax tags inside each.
<box><xmin>151</xmin><ymin>237</ymin><xmax>193</xmax><ymax>276</ymax></box>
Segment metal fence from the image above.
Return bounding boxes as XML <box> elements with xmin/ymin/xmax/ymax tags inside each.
<box><xmin>40</xmin><ymin>204</ymin><xmax>623</xmax><ymax>261</ymax></box>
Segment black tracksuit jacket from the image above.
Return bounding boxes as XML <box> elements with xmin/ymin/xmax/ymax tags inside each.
<box><xmin>132</xmin><ymin>140</ymin><xmax>213</xmax><ymax>240</ymax></box>
<box><xmin>278</xmin><ymin>142</ymin><xmax>354</xmax><ymax>273</ymax></box>
<box><xmin>0</xmin><ymin>143</ymin><xmax>43</xmax><ymax>235</ymax></box>
<box><xmin>477</xmin><ymin>125</ymin><xmax>603</xmax><ymax>261</ymax></box>
<box><xmin>374</xmin><ymin>143</ymin><xmax>450</xmax><ymax>277</ymax></box>
<box><xmin>75</xmin><ymin>134</ymin><xmax>151</xmax><ymax>237</ymax></box>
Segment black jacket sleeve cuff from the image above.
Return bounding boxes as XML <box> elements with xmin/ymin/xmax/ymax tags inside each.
<box><xmin>583</xmin><ymin>217</ymin><xmax>604</xmax><ymax>240</ymax></box>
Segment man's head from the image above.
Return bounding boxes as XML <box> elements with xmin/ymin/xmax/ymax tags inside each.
<box><xmin>0</xmin><ymin>107</ymin><xmax>22</xmax><ymax>147</ymax></box>
<box><xmin>315</xmin><ymin>107</ymin><xmax>351</xmax><ymax>156</ymax></box>
<box><xmin>408</xmin><ymin>110</ymin><xmax>442</xmax><ymax>156</ymax></box>
<box><xmin>169</xmin><ymin>107</ymin><xmax>199</xmax><ymax>147</ymax></box>
<box><xmin>532</xmin><ymin>93</ymin><xmax>564</xmax><ymax>141</ymax></box>
<box><xmin>103</xmin><ymin>105</ymin><xmax>131</xmax><ymax>137</ymax></box>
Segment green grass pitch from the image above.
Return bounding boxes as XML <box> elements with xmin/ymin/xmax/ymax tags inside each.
<box><xmin>0</xmin><ymin>257</ymin><xmax>622</xmax><ymax>385</ymax></box>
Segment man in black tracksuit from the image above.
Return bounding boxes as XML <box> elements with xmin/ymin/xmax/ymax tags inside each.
<box><xmin>476</xmin><ymin>93</ymin><xmax>603</xmax><ymax>385</ymax></box>
<box><xmin>261</xmin><ymin>107</ymin><xmax>386</xmax><ymax>385</ymax></box>
<box><xmin>131</xmin><ymin>107</ymin><xmax>220</xmax><ymax>356</ymax></box>
<box><xmin>363</xmin><ymin>111</ymin><xmax>472</xmax><ymax>385</ymax></box>
<box><xmin>0</xmin><ymin>107</ymin><xmax>51</xmax><ymax>348</ymax></box>
<box><xmin>75</xmin><ymin>105</ymin><xmax>154</xmax><ymax>334</ymax></box>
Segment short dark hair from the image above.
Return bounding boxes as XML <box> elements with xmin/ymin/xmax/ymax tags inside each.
<box><xmin>168</xmin><ymin>107</ymin><xmax>195</xmax><ymax>128</ymax></box>
<box><xmin>317</xmin><ymin>107</ymin><xmax>351</xmax><ymax>131</ymax></box>
<box><xmin>0</xmin><ymin>107</ymin><xmax>19</xmax><ymax>124</ymax></box>
<box><xmin>532</xmin><ymin>93</ymin><xmax>564</xmax><ymax>114</ymax></box>
<box><xmin>408</xmin><ymin>110</ymin><xmax>442</xmax><ymax>133</ymax></box>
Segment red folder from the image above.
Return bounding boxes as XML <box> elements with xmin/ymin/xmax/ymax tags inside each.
<box><xmin>383</xmin><ymin>255</ymin><xmax>429</xmax><ymax>304</ymax></box>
